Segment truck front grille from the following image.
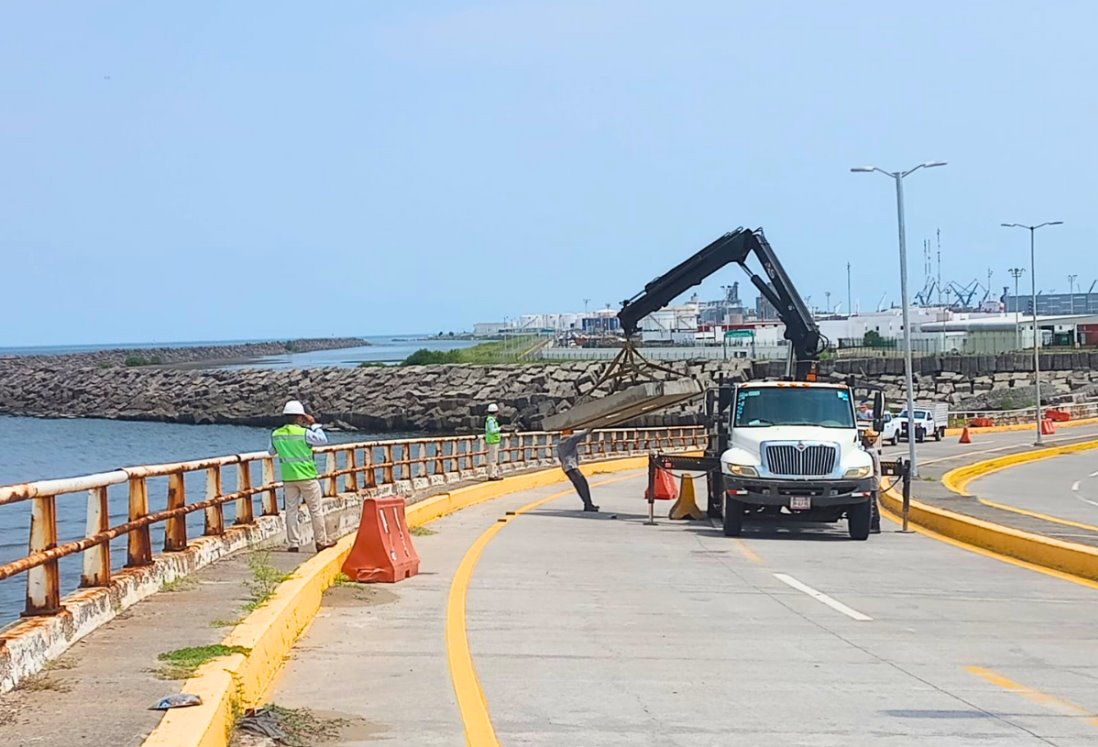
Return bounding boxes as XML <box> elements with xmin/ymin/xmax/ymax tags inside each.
<box><xmin>765</xmin><ymin>444</ymin><xmax>837</xmax><ymax>477</ymax></box>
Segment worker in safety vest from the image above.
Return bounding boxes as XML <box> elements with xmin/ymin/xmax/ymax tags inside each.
<box><xmin>270</xmin><ymin>400</ymin><xmax>336</xmax><ymax>552</ymax></box>
<box><xmin>485</xmin><ymin>403</ymin><xmax>504</xmax><ymax>480</ymax></box>
<box><xmin>861</xmin><ymin>428</ymin><xmax>882</xmax><ymax>534</ymax></box>
<box><xmin>558</xmin><ymin>428</ymin><xmax>599</xmax><ymax>512</ymax></box>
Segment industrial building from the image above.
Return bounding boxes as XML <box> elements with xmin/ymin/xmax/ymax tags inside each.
<box><xmin>1004</xmin><ymin>291</ymin><xmax>1098</xmax><ymax>316</ymax></box>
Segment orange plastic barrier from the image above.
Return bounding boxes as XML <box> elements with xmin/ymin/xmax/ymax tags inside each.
<box><xmin>645</xmin><ymin>467</ymin><xmax>679</xmax><ymax>501</ymax></box>
<box><xmin>969</xmin><ymin>417</ymin><xmax>994</xmax><ymax>428</ymax></box>
<box><xmin>1040</xmin><ymin>418</ymin><xmax>1056</xmax><ymax>436</ymax></box>
<box><xmin>341</xmin><ymin>497</ymin><xmax>421</xmax><ymax>583</ymax></box>
<box><xmin>959</xmin><ymin>427</ymin><xmax>972</xmax><ymax>444</ymax></box>
<box><xmin>1044</xmin><ymin>409</ymin><xmax>1071</xmax><ymax>422</ymax></box>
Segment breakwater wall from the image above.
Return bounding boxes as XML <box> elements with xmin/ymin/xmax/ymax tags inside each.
<box><xmin>1</xmin><ymin>352</ymin><xmax>1096</xmax><ymax>432</ymax></box>
<box><xmin>0</xmin><ymin>337</ymin><xmax>368</xmax><ymax>368</ymax></box>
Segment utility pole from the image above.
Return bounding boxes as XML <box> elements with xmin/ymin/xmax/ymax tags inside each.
<box><xmin>936</xmin><ymin>229</ymin><xmax>942</xmax><ymax>307</ymax></box>
<box><xmin>1067</xmin><ymin>275</ymin><xmax>1077</xmax><ymax>314</ymax></box>
<box><xmin>1008</xmin><ymin>268</ymin><xmax>1025</xmax><ymax>349</ymax></box>
<box><xmin>847</xmin><ymin>262</ymin><xmax>852</xmax><ymax>319</ymax></box>
<box><xmin>825</xmin><ymin>291</ymin><xmax>832</xmax><ymax>316</ymax></box>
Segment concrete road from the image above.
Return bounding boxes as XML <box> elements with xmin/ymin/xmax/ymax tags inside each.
<box><xmin>272</xmin><ymin>468</ymin><xmax>1098</xmax><ymax>746</ymax></box>
<box><xmin>877</xmin><ymin>422</ymin><xmax>1098</xmax><ymax>472</ymax></box>
<box><xmin>970</xmin><ymin>449</ymin><xmax>1098</xmax><ymax>529</ymax></box>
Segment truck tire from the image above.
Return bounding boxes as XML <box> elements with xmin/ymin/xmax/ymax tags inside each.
<box><xmin>916</xmin><ymin>428</ymin><xmax>925</xmax><ymax>443</ymax></box>
<box><xmin>889</xmin><ymin>435</ymin><xmax>898</xmax><ymax>446</ymax></box>
<box><xmin>848</xmin><ymin>500</ymin><xmax>871</xmax><ymax>541</ymax></box>
<box><xmin>934</xmin><ymin>427</ymin><xmax>942</xmax><ymax>442</ymax></box>
<box><xmin>723</xmin><ymin>496</ymin><xmax>744</xmax><ymax>537</ymax></box>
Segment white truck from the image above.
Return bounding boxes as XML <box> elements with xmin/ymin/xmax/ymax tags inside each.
<box><xmin>719</xmin><ymin>381</ymin><xmax>879</xmax><ymax>540</ymax></box>
<box><xmin>897</xmin><ymin>402</ymin><xmax>949</xmax><ymax>442</ymax></box>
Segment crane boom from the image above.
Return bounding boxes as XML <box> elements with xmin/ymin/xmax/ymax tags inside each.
<box><xmin>617</xmin><ymin>227</ymin><xmax>826</xmax><ymax>379</ymax></box>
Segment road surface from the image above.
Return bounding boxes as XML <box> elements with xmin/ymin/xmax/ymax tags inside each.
<box><xmin>271</xmin><ymin>464</ymin><xmax>1098</xmax><ymax>746</ymax></box>
<box><xmin>970</xmin><ymin>448</ymin><xmax>1098</xmax><ymax>530</ymax></box>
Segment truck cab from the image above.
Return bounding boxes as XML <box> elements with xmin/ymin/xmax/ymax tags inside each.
<box><xmin>719</xmin><ymin>381</ymin><xmax>877</xmax><ymax>540</ymax></box>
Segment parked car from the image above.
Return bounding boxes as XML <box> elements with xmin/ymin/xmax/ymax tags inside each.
<box><xmin>897</xmin><ymin>403</ymin><xmax>949</xmax><ymax>442</ymax></box>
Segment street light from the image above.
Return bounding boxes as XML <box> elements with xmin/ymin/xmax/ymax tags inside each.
<box><xmin>1001</xmin><ymin>221</ymin><xmax>1063</xmax><ymax>445</ymax></box>
<box><xmin>1068</xmin><ymin>274</ymin><xmax>1078</xmax><ymax>314</ymax></box>
<box><xmin>851</xmin><ymin>161</ymin><xmax>947</xmax><ymax>479</ymax></box>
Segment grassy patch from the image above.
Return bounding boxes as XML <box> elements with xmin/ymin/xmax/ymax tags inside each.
<box><xmin>243</xmin><ymin>551</ymin><xmax>293</xmax><ymax>613</ymax></box>
<box><xmin>409</xmin><ymin>525</ymin><xmax>436</xmax><ymax>536</ymax></box>
<box><xmin>18</xmin><ymin>673</ymin><xmax>72</xmax><ymax>693</ymax></box>
<box><xmin>156</xmin><ymin>644</ymin><xmax>250</xmax><ymax>680</ymax></box>
<box><xmin>244</xmin><ymin>704</ymin><xmax>349</xmax><ymax>747</ymax></box>
<box><xmin>160</xmin><ymin>575</ymin><xmax>199</xmax><ymax>593</ymax></box>
<box><xmin>210</xmin><ymin>617</ymin><xmax>244</xmax><ymax>628</ymax></box>
<box><xmin>401</xmin><ymin>336</ymin><xmax>542</xmax><ymax>366</ymax></box>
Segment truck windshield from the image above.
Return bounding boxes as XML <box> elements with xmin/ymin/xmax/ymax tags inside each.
<box><xmin>734</xmin><ymin>388</ymin><xmax>855</xmax><ymax>429</ymax></box>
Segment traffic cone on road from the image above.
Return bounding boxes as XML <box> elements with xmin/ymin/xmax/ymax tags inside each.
<box><xmin>669</xmin><ymin>474</ymin><xmax>706</xmax><ymax>520</ymax></box>
<box><xmin>959</xmin><ymin>426</ymin><xmax>972</xmax><ymax>444</ymax></box>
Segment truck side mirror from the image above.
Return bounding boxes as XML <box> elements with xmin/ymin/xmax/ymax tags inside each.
<box><xmin>872</xmin><ymin>391</ymin><xmax>884</xmax><ymax>420</ymax></box>
<box><xmin>872</xmin><ymin>417</ymin><xmax>884</xmax><ymax>432</ymax></box>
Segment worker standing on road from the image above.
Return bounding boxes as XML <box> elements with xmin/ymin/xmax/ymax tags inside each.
<box><xmin>485</xmin><ymin>403</ymin><xmax>503</xmax><ymax>481</ymax></box>
<box><xmin>270</xmin><ymin>400</ymin><xmax>336</xmax><ymax>553</ymax></box>
<box><xmin>862</xmin><ymin>428</ymin><xmax>882</xmax><ymax>534</ymax></box>
<box><xmin>557</xmin><ymin>428</ymin><xmax>599</xmax><ymax>512</ymax></box>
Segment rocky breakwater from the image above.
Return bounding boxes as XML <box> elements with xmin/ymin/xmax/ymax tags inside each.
<box><xmin>1</xmin><ymin>337</ymin><xmax>368</xmax><ymax>369</ymax></box>
<box><xmin>0</xmin><ymin>359</ymin><xmax>753</xmax><ymax>432</ymax></box>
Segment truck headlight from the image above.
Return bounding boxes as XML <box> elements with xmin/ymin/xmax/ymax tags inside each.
<box><xmin>726</xmin><ymin>464</ymin><xmax>758</xmax><ymax>477</ymax></box>
<box><xmin>843</xmin><ymin>466</ymin><xmax>872</xmax><ymax>479</ymax></box>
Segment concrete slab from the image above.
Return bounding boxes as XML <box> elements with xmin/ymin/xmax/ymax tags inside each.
<box><xmin>542</xmin><ymin>379</ymin><xmax>703</xmax><ymax>431</ymax></box>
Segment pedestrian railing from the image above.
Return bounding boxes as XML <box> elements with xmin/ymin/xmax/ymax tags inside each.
<box><xmin>0</xmin><ymin>427</ymin><xmax>704</xmax><ymax>619</ymax></box>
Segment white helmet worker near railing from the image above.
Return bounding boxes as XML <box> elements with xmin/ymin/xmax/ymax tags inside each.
<box><xmin>484</xmin><ymin>403</ymin><xmax>503</xmax><ymax>481</ymax></box>
<box><xmin>269</xmin><ymin>400</ymin><xmax>337</xmax><ymax>552</ymax></box>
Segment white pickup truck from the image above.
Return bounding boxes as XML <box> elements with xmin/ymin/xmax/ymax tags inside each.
<box><xmin>719</xmin><ymin>381</ymin><xmax>879</xmax><ymax>540</ymax></box>
<box><xmin>897</xmin><ymin>402</ymin><xmax>949</xmax><ymax>442</ymax></box>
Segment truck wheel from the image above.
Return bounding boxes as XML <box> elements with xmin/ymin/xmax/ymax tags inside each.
<box><xmin>916</xmin><ymin>429</ymin><xmax>925</xmax><ymax>443</ymax></box>
<box><xmin>848</xmin><ymin>500</ymin><xmax>871</xmax><ymax>541</ymax></box>
<box><xmin>889</xmin><ymin>436</ymin><xmax>898</xmax><ymax>446</ymax></box>
<box><xmin>723</xmin><ymin>496</ymin><xmax>744</xmax><ymax>537</ymax></box>
<box><xmin>934</xmin><ymin>428</ymin><xmax>942</xmax><ymax>442</ymax></box>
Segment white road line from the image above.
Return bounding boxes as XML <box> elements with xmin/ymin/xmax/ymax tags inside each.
<box><xmin>773</xmin><ymin>573</ymin><xmax>873</xmax><ymax>622</ymax></box>
<box><xmin>1090</xmin><ymin>470</ymin><xmax>1098</xmax><ymax>478</ymax></box>
<box><xmin>1072</xmin><ymin>481</ymin><xmax>1081</xmax><ymax>492</ymax></box>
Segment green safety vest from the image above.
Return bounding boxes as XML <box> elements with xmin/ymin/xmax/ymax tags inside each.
<box><xmin>271</xmin><ymin>424</ymin><xmax>319</xmax><ymax>482</ymax></box>
<box><xmin>485</xmin><ymin>415</ymin><xmax>502</xmax><ymax>445</ymax></box>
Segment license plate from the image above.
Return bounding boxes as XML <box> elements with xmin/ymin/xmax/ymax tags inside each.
<box><xmin>790</xmin><ymin>496</ymin><xmax>811</xmax><ymax>510</ymax></box>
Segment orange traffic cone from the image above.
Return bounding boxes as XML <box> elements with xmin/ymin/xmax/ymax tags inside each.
<box><xmin>959</xmin><ymin>426</ymin><xmax>972</xmax><ymax>444</ymax></box>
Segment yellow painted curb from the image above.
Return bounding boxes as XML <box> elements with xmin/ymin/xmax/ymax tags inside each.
<box><xmin>942</xmin><ymin>416</ymin><xmax>1098</xmax><ymax>437</ymax></box>
<box><xmin>941</xmin><ymin>439</ymin><xmax>1098</xmax><ymax>495</ymax></box>
<box><xmin>880</xmin><ymin>439</ymin><xmax>1098</xmax><ymax>585</ymax></box>
<box><xmin>140</xmin><ymin>453</ymin><xmax>661</xmax><ymax>747</ymax></box>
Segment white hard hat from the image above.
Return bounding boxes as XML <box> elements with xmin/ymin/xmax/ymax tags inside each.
<box><xmin>487</xmin><ymin>403</ymin><xmax>499</xmax><ymax>413</ymax></box>
<box><xmin>282</xmin><ymin>400</ymin><xmax>306</xmax><ymax>416</ymax></box>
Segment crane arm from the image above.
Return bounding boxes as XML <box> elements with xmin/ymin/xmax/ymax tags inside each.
<box><xmin>616</xmin><ymin>227</ymin><xmax>825</xmax><ymax>379</ymax></box>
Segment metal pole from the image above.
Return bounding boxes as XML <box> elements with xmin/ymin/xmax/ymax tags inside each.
<box><xmin>894</xmin><ymin>172</ymin><xmax>919</xmax><ymax>478</ymax></box>
<box><xmin>1031</xmin><ymin>228</ymin><xmax>1042</xmax><ymax>445</ymax></box>
<box><xmin>847</xmin><ymin>262</ymin><xmax>852</xmax><ymax>319</ymax></box>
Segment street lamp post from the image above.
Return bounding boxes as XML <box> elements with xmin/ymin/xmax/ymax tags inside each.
<box><xmin>1068</xmin><ymin>274</ymin><xmax>1077</xmax><ymax>315</ymax></box>
<box><xmin>851</xmin><ymin>161</ymin><xmax>947</xmax><ymax>479</ymax></box>
<box><xmin>1001</xmin><ymin>222</ymin><xmax>1063</xmax><ymax>445</ymax></box>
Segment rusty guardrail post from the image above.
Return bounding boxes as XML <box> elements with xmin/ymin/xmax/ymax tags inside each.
<box><xmin>345</xmin><ymin>448</ymin><xmax>359</xmax><ymax>493</ymax></box>
<box><xmin>262</xmin><ymin>458</ymin><xmax>280</xmax><ymax>516</ymax></box>
<box><xmin>235</xmin><ymin>462</ymin><xmax>254</xmax><ymax>525</ymax></box>
<box><xmin>126</xmin><ymin>476</ymin><xmax>153</xmax><ymax>567</ymax></box>
<box><xmin>383</xmin><ymin>445</ymin><xmax>395</xmax><ymax>484</ymax></box>
<box><xmin>205</xmin><ymin>465</ymin><xmax>225</xmax><ymax>536</ymax></box>
<box><xmin>25</xmin><ymin>492</ymin><xmax>61</xmax><ymax>615</ymax></box>
<box><xmin>325</xmin><ymin>452</ymin><xmax>339</xmax><ymax>497</ymax></box>
<box><xmin>81</xmin><ymin>485</ymin><xmax>111</xmax><ymax>586</ymax></box>
<box><xmin>164</xmin><ymin>472</ymin><xmax>188</xmax><ymax>551</ymax></box>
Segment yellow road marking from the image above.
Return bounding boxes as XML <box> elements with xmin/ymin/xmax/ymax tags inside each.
<box><xmin>734</xmin><ymin>538</ymin><xmax>762</xmax><ymax>564</ymax></box>
<box><xmin>878</xmin><ymin>504</ymin><xmax>1098</xmax><ymax>591</ymax></box>
<box><xmin>977</xmin><ymin>498</ymin><xmax>1098</xmax><ymax>534</ymax></box>
<box><xmin>966</xmin><ymin>666</ymin><xmax>1098</xmax><ymax>727</ymax></box>
<box><xmin>446</xmin><ymin>473</ymin><xmax>638</xmax><ymax>746</ymax></box>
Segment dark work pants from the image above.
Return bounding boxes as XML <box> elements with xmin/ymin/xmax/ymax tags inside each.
<box><xmin>565</xmin><ymin>468</ymin><xmax>593</xmax><ymax>507</ymax></box>
<box><xmin>870</xmin><ymin>493</ymin><xmax>881</xmax><ymax>530</ymax></box>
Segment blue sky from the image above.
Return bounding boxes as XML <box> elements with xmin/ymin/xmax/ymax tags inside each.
<box><xmin>1</xmin><ymin>1</ymin><xmax>1093</xmax><ymax>345</ymax></box>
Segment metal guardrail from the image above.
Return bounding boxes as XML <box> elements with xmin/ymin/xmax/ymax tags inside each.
<box><xmin>0</xmin><ymin>427</ymin><xmax>705</xmax><ymax>618</ymax></box>
<box><xmin>947</xmin><ymin>401</ymin><xmax>1098</xmax><ymax>426</ymax></box>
